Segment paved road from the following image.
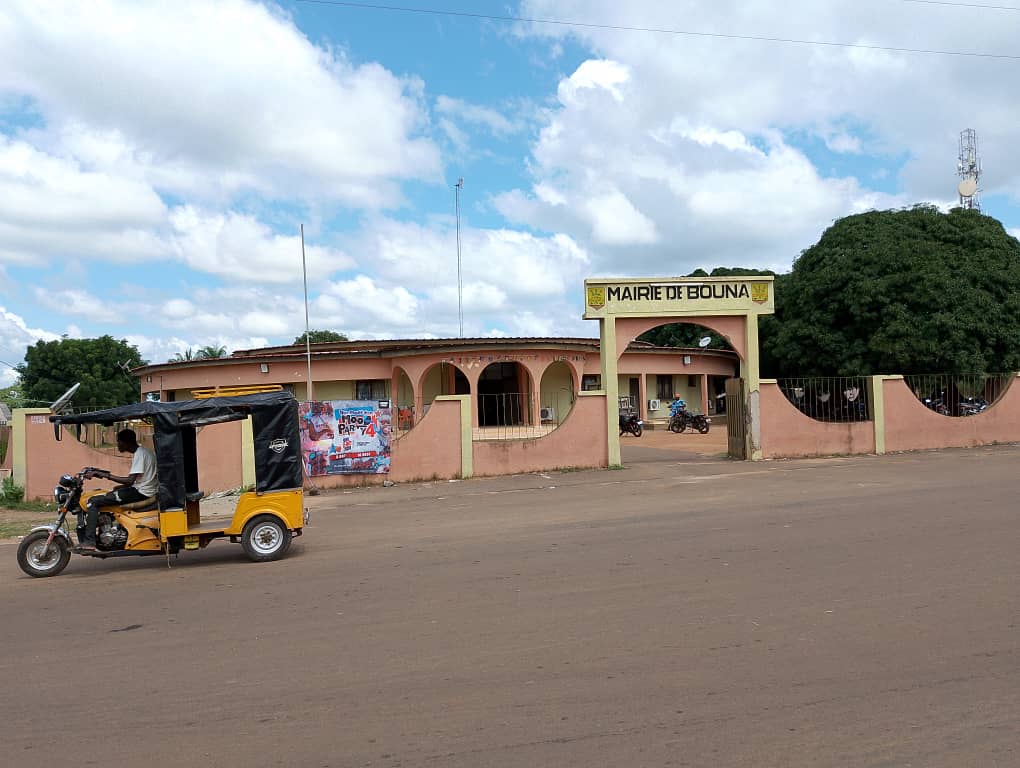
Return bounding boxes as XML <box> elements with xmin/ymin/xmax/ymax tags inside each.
<box><xmin>1</xmin><ymin>447</ymin><xmax>1017</xmax><ymax>767</ymax></box>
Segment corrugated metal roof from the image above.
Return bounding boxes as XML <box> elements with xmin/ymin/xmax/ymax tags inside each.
<box><xmin>133</xmin><ymin>336</ymin><xmax>737</xmax><ymax>375</ymax></box>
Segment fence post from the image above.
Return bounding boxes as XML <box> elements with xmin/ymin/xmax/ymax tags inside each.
<box><xmin>869</xmin><ymin>376</ymin><xmax>886</xmax><ymax>455</ymax></box>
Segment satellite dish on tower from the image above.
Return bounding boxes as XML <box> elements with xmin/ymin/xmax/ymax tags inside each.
<box><xmin>698</xmin><ymin>336</ymin><xmax>712</xmax><ymax>348</ymax></box>
<box><xmin>958</xmin><ymin>178</ymin><xmax>978</xmax><ymax>198</ymax></box>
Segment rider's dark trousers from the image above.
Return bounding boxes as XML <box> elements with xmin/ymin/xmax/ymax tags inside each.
<box><xmin>83</xmin><ymin>486</ymin><xmax>146</xmax><ymax>542</ymax></box>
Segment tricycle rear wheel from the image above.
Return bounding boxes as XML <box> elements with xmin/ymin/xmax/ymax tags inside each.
<box><xmin>241</xmin><ymin>515</ymin><xmax>292</xmax><ymax>562</ymax></box>
<box><xmin>17</xmin><ymin>531</ymin><xmax>71</xmax><ymax>578</ymax></box>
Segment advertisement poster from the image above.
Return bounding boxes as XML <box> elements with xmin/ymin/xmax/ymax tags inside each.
<box><xmin>299</xmin><ymin>400</ymin><xmax>392</xmax><ymax>476</ymax></box>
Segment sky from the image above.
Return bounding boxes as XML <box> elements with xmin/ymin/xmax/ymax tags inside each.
<box><xmin>2</xmin><ymin>0</ymin><xmax>1020</xmax><ymax>387</ymax></box>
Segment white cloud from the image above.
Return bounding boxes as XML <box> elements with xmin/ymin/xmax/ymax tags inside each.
<box><xmin>0</xmin><ymin>136</ymin><xmax>167</xmax><ymax>265</ymax></box>
<box><xmin>494</xmin><ymin>52</ymin><xmax>903</xmax><ymax>274</ymax></box>
<box><xmin>0</xmin><ymin>0</ymin><xmax>441</xmax><ymax>206</ymax></box>
<box><xmin>32</xmin><ymin>288</ymin><xmax>121</xmax><ymax>324</ymax></box>
<box><xmin>0</xmin><ymin>305</ymin><xmax>62</xmax><ymax>385</ymax></box>
<box><xmin>436</xmin><ymin>96</ymin><xmax>518</xmax><ymax>137</ymax></box>
<box><xmin>168</xmin><ymin>207</ymin><xmax>353</xmax><ymax>284</ymax></box>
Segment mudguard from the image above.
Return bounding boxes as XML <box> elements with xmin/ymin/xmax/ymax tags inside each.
<box><xmin>28</xmin><ymin>524</ymin><xmax>72</xmax><ymax>543</ymax></box>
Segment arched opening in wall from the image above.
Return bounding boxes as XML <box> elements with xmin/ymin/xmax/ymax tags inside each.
<box><xmin>538</xmin><ymin>361</ymin><xmax>576</xmax><ymax>429</ymax></box>
<box><xmin>392</xmin><ymin>367</ymin><xmax>415</xmax><ymax>435</ymax></box>
<box><xmin>634</xmin><ymin>321</ymin><xmax>739</xmax><ymax>420</ymax></box>
<box><xmin>420</xmin><ymin>361</ymin><xmax>470</xmax><ymax>417</ymax></box>
<box><xmin>903</xmin><ymin>373</ymin><xmax>1012</xmax><ymax>417</ymax></box>
<box><xmin>478</xmin><ymin>362</ymin><xmax>532</xmax><ymax>428</ymax></box>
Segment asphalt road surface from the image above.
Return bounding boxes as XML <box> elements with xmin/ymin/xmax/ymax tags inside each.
<box><xmin>1</xmin><ymin>446</ymin><xmax>1017</xmax><ymax>767</ymax></box>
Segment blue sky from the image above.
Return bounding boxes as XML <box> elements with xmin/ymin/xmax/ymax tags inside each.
<box><xmin>2</xmin><ymin>0</ymin><xmax>1019</xmax><ymax>386</ymax></box>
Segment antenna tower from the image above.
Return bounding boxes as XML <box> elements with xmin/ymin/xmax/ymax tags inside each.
<box><xmin>956</xmin><ymin>128</ymin><xmax>981</xmax><ymax>210</ymax></box>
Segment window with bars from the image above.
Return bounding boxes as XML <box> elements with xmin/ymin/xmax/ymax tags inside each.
<box><xmin>656</xmin><ymin>376</ymin><xmax>674</xmax><ymax>401</ymax></box>
<box><xmin>356</xmin><ymin>380</ymin><xmax>388</xmax><ymax>401</ymax></box>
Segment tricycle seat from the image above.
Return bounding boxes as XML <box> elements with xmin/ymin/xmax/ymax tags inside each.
<box><xmin>120</xmin><ymin>496</ymin><xmax>158</xmax><ymax>512</ymax></box>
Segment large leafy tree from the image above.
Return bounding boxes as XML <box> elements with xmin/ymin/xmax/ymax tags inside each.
<box><xmin>17</xmin><ymin>336</ymin><xmax>147</xmax><ymax>410</ymax></box>
<box><xmin>293</xmin><ymin>330</ymin><xmax>348</xmax><ymax>345</ymax></box>
<box><xmin>765</xmin><ymin>206</ymin><xmax>1020</xmax><ymax>376</ymax></box>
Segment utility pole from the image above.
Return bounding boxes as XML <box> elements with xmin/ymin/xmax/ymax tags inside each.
<box><xmin>455</xmin><ymin>178</ymin><xmax>464</xmax><ymax>338</ymax></box>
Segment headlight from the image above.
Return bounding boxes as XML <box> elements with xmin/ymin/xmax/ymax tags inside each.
<box><xmin>54</xmin><ymin>486</ymin><xmax>70</xmax><ymax>505</ymax></box>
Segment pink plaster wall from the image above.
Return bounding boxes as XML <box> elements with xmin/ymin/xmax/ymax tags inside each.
<box><xmin>18</xmin><ymin>415</ymin><xmax>244</xmax><ymax>500</ymax></box>
<box><xmin>883</xmin><ymin>376</ymin><xmax>1020</xmax><ymax>452</ymax></box>
<box><xmin>759</xmin><ymin>383</ymin><xmax>876</xmax><ymax>458</ymax></box>
<box><xmin>615</xmin><ymin>316</ymin><xmax>748</xmax><ymax>361</ymax></box>
<box><xmin>306</xmin><ymin>398</ymin><xmax>465</xmax><ymax>489</ymax></box>
<box><xmin>196</xmin><ymin>420</ymin><xmax>244</xmax><ymax>492</ymax></box>
<box><xmin>473</xmin><ymin>394</ymin><xmax>608</xmax><ymax>476</ymax></box>
<box><xmin>617</xmin><ymin>352</ymin><xmax>737</xmax><ymax>377</ymax></box>
<box><xmin>22</xmin><ymin>416</ymin><xmax>133</xmax><ymax>500</ymax></box>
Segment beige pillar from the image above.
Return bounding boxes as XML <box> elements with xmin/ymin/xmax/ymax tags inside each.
<box><xmin>742</xmin><ymin>313</ymin><xmax>763</xmax><ymax>461</ymax></box>
<box><xmin>700</xmin><ymin>373</ymin><xmax>709</xmax><ymax>416</ymax></box>
<box><xmin>600</xmin><ymin>316</ymin><xmax>621</xmax><ymax>466</ymax></box>
<box><xmin>869</xmin><ymin>375</ymin><xmax>886</xmax><ymax>455</ymax></box>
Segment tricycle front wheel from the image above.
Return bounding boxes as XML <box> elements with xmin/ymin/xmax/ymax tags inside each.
<box><xmin>241</xmin><ymin>515</ymin><xmax>292</xmax><ymax>562</ymax></box>
<box><xmin>17</xmin><ymin>532</ymin><xmax>71</xmax><ymax>578</ymax></box>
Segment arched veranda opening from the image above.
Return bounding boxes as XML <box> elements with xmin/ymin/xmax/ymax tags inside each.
<box><xmin>420</xmin><ymin>362</ymin><xmax>471</xmax><ymax>421</ymax></box>
<box><xmin>477</xmin><ymin>361</ymin><xmax>532</xmax><ymax>429</ymax></box>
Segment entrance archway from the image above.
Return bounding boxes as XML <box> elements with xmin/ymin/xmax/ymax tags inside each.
<box><xmin>584</xmin><ymin>277</ymin><xmax>775</xmax><ymax>463</ymax></box>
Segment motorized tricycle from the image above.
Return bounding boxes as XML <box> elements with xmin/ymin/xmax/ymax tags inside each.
<box><xmin>17</xmin><ymin>385</ymin><xmax>308</xmax><ymax>578</ymax></box>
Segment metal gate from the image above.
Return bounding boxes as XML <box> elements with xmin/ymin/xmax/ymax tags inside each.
<box><xmin>725</xmin><ymin>378</ymin><xmax>747</xmax><ymax>459</ymax></box>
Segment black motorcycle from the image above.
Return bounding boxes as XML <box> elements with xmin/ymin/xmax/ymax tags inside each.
<box><xmin>619</xmin><ymin>412</ymin><xmax>643</xmax><ymax>437</ymax></box>
<box><xmin>667</xmin><ymin>411</ymin><xmax>710</xmax><ymax>434</ymax></box>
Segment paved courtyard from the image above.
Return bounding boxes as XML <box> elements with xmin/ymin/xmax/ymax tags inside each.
<box><xmin>1</xmin><ymin>445</ymin><xmax>1017</xmax><ymax>767</ymax></box>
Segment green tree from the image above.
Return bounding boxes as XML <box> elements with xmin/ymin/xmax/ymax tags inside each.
<box><xmin>196</xmin><ymin>345</ymin><xmax>227</xmax><ymax>359</ymax></box>
<box><xmin>170</xmin><ymin>348</ymin><xmax>195</xmax><ymax>362</ymax></box>
<box><xmin>638</xmin><ymin>267</ymin><xmax>776</xmax><ymax>350</ymax></box>
<box><xmin>765</xmin><ymin>206</ymin><xmax>1020</xmax><ymax>376</ymax></box>
<box><xmin>17</xmin><ymin>336</ymin><xmax>146</xmax><ymax>410</ymax></box>
<box><xmin>293</xmin><ymin>330</ymin><xmax>348</xmax><ymax>345</ymax></box>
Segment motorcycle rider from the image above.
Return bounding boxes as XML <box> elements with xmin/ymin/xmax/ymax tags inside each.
<box><xmin>669</xmin><ymin>395</ymin><xmax>687</xmax><ymax>419</ymax></box>
<box><xmin>77</xmin><ymin>429</ymin><xmax>158</xmax><ymax>551</ymax></box>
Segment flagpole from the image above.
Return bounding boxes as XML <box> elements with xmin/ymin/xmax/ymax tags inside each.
<box><xmin>301</xmin><ymin>224</ymin><xmax>313</xmax><ymax>402</ymax></box>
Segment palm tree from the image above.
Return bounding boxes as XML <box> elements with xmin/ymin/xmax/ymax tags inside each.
<box><xmin>196</xmin><ymin>345</ymin><xmax>227</xmax><ymax>360</ymax></box>
<box><xmin>169</xmin><ymin>348</ymin><xmax>195</xmax><ymax>362</ymax></box>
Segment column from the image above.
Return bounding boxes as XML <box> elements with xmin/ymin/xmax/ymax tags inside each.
<box><xmin>700</xmin><ymin>373</ymin><xmax>709</xmax><ymax>416</ymax></box>
<box><xmin>743</xmin><ymin>313</ymin><xmax>762</xmax><ymax>461</ymax></box>
<box><xmin>600</xmin><ymin>316</ymin><xmax>621</xmax><ymax>466</ymax></box>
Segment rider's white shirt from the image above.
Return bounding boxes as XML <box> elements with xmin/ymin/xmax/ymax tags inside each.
<box><xmin>130</xmin><ymin>445</ymin><xmax>158</xmax><ymax>497</ymax></box>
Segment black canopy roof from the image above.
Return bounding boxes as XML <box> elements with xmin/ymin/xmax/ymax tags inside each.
<box><xmin>50</xmin><ymin>391</ymin><xmax>296</xmax><ymax>427</ymax></box>
<box><xmin>51</xmin><ymin>391</ymin><xmax>302</xmax><ymax>508</ymax></box>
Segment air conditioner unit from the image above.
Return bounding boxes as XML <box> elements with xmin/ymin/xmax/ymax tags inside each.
<box><xmin>540</xmin><ymin>407</ymin><xmax>556</xmax><ymax>421</ymax></box>
<box><xmin>648</xmin><ymin>399</ymin><xmax>661</xmax><ymax>411</ymax></box>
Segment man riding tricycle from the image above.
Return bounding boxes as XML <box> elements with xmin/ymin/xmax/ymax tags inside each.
<box><xmin>16</xmin><ymin>386</ymin><xmax>308</xmax><ymax>578</ymax></box>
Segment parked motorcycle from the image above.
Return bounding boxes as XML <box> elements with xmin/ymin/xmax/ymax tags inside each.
<box><xmin>667</xmin><ymin>411</ymin><xmax>711</xmax><ymax>434</ymax></box>
<box><xmin>619</xmin><ymin>412</ymin><xmax>643</xmax><ymax>437</ymax></box>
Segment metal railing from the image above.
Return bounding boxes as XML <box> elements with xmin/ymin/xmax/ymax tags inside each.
<box><xmin>903</xmin><ymin>373</ymin><xmax>1010</xmax><ymax>417</ymax></box>
<box><xmin>475</xmin><ymin>392</ymin><xmax>553</xmax><ymax>440</ymax></box>
<box><xmin>777</xmin><ymin>377</ymin><xmax>871</xmax><ymax>422</ymax></box>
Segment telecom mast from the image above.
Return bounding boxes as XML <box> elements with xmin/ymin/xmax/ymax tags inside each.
<box><xmin>956</xmin><ymin>129</ymin><xmax>981</xmax><ymax>210</ymax></box>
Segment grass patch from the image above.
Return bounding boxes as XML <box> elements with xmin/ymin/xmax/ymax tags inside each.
<box><xmin>3</xmin><ymin>499</ymin><xmax>53</xmax><ymax>512</ymax></box>
<box><xmin>0</xmin><ymin>519</ymin><xmax>36</xmax><ymax>538</ymax></box>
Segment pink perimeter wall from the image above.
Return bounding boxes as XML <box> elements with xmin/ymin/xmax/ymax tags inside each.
<box><xmin>22</xmin><ymin>416</ymin><xmax>133</xmax><ymax>500</ymax></box>
<box><xmin>759</xmin><ymin>383</ymin><xmax>875</xmax><ymax>458</ymax></box>
<box><xmin>307</xmin><ymin>398</ymin><xmax>464</xmax><ymax>489</ymax></box>
<box><xmin>883</xmin><ymin>376</ymin><xmax>1020</xmax><ymax>452</ymax></box>
<box><xmin>473</xmin><ymin>394</ymin><xmax>608</xmax><ymax>476</ymax></box>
